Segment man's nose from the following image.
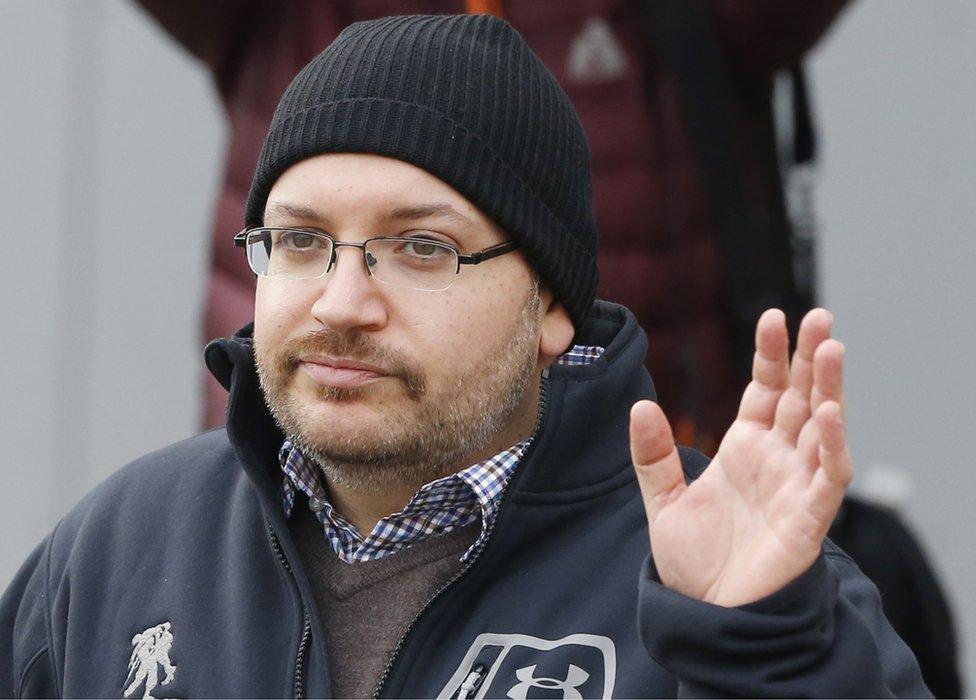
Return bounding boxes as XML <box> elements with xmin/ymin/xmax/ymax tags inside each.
<box><xmin>309</xmin><ymin>246</ymin><xmax>387</xmax><ymax>333</ymax></box>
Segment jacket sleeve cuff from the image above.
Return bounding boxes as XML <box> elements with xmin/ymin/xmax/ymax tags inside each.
<box><xmin>637</xmin><ymin>552</ymin><xmax>894</xmax><ymax>697</ymax></box>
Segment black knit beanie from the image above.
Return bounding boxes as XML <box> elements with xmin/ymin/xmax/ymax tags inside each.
<box><xmin>245</xmin><ymin>14</ymin><xmax>598</xmax><ymax>329</ymax></box>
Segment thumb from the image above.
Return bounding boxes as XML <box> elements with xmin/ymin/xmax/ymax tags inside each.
<box><xmin>630</xmin><ymin>400</ymin><xmax>686</xmax><ymax>525</ymax></box>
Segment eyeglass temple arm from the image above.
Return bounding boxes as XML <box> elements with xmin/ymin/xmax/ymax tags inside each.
<box><xmin>457</xmin><ymin>241</ymin><xmax>519</xmax><ymax>265</ymax></box>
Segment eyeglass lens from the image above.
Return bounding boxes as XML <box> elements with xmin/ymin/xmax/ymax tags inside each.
<box><xmin>245</xmin><ymin>229</ymin><xmax>460</xmax><ymax>291</ymax></box>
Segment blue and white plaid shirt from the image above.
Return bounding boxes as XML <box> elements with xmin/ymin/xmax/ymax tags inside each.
<box><xmin>280</xmin><ymin>344</ymin><xmax>604</xmax><ymax>563</ymax></box>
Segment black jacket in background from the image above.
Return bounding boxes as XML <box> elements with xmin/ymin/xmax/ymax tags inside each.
<box><xmin>830</xmin><ymin>496</ymin><xmax>962</xmax><ymax>698</ymax></box>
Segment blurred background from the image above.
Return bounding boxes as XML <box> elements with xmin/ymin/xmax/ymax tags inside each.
<box><xmin>1</xmin><ymin>0</ymin><xmax>974</xmax><ymax>693</ymax></box>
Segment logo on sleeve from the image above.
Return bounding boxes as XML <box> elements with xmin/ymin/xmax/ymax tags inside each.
<box><xmin>438</xmin><ymin>633</ymin><xmax>616</xmax><ymax>699</ymax></box>
<box><xmin>123</xmin><ymin>621</ymin><xmax>177</xmax><ymax>699</ymax></box>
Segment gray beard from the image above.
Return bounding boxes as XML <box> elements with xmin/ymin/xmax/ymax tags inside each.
<box><xmin>256</xmin><ymin>284</ymin><xmax>541</xmax><ymax>494</ymax></box>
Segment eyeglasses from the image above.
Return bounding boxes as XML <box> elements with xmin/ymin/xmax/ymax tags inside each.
<box><xmin>234</xmin><ymin>227</ymin><xmax>519</xmax><ymax>292</ymax></box>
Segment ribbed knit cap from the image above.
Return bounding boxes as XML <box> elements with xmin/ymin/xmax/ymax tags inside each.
<box><xmin>245</xmin><ymin>14</ymin><xmax>598</xmax><ymax>330</ymax></box>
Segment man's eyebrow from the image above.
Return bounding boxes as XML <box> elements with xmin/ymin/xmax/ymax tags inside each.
<box><xmin>385</xmin><ymin>203</ymin><xmax>475</xmax><ymax>227</ymax></box>
<box><xmin>264</xmin><ymin>202</ymin><xmax>327</xmax><ymax>223</ymax></box>
<box><xmin>264</xmin><ymin>201</ymin><xmax>475</xmax><ymax>227</ymax></box>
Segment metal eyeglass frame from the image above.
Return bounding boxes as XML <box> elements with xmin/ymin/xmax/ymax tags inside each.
<box><xmin>233</xmin><ymin>227</ymin><xmax>520</xmax><ymax>280</ymax></box>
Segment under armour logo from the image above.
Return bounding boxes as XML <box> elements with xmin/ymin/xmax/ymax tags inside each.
<box><xmin>566</xmin><ymin>17</ymin><xmax>627</xmax><ymax>83</ymax></box>
<box><xmin>123</xmin><ymin>621</ymin><xmax>177</xmax><ymax>699</ymax></box>
<box><xmin>438</xmin><ymin>633</ymin><xmax>616</xmax><ymax>699</ymax></box>
<box><xmin>507</xmin><ymin>664</ymin><xmax>590</xmax><ymax>700</ymax></box>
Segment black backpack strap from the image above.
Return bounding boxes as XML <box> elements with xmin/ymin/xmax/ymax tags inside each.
<box><xmin>790</xmin><ymin>64</ymin><xmax>816</xmax><ymax>165</ymax></box>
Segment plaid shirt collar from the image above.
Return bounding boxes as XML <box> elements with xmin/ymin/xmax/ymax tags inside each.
<box><xmin>279</xmin><ymin>344</ymin><xmax>604</xmax><ymax>563</ymax></box>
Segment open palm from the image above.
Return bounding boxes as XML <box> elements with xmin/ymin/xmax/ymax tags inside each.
<box><xmin>630</xmin><ymin>308</ymin><xmax>852</xmax><ymax>607</ymax></box>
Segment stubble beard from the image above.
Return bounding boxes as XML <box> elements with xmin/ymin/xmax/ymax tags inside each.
<box><xmin>255</xmin><ymin>285</ymin><xmax>542</xmax><ymax>494</ymax></box>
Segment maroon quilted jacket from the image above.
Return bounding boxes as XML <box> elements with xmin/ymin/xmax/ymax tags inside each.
<box><xmin>136</xmin><ymin>0</ymin><xmax>848</xmax><ymax>447</ymax></box>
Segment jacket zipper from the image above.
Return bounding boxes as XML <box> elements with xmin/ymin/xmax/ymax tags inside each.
<box><xmin>455</xmin><ymin>663</ymin><xmax>488</xmax><ymax>699</ymax></box>
<box><xmin>372</xmin><ymin>370</ymin><xmax>552</xmax><ymax>698</ymax></box>
<box><xmin>269</xmin><ymin>524</ymin><xmax>312</xmax><ymax>699</ymax></box>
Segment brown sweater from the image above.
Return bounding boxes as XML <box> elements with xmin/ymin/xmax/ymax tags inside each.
<box><xmin>290</xmin><ymin>504</ymin><xmax>479</xmax><ymax>698</ymax></box>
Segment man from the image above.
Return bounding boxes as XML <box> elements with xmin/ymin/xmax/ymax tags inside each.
<box><xmin>0</xmin><ymin>15</ymin><xmax>926</xmax><ymax>698</ymax></box>
<box><xmin>135</xmin><ymin>4</ymin><xmax>965</xmax><ymax>693</ymax></box>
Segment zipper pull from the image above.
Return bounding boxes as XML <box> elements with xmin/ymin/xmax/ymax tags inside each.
<box><xmin>455</xmin><ymin>663</ymin><xmax>487</xmax><ymax>700</ymax></box>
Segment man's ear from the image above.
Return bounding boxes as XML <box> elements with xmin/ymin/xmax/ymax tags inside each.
<box><xmin>538</xmin><ymin>288</ymin><xmax>575</xmax><ymax>363</ymax></box>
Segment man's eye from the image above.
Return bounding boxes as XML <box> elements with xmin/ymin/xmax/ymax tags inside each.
<box><xmin>404</xmin><ymin>240</ymin><xmax>444</xmax><ymax>257</ymax></box>
<box><xmin>280</xmin><ymin>232</ymin><xmax>321</xmax><ymax>249</ymax></box>
<box><xmin>399</xmin><ymin>234</ymin><xmax>457</xmax><ymax>257</ymax></box>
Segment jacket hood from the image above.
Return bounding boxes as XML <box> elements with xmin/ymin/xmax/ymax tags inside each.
<box><xmin>203</xmin><ymin>300</ymin><xmax>656</xmax><ymax>507</ymax></box>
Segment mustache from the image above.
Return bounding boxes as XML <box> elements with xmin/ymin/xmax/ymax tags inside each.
<box><xmin>277</xmin><ymin>329</ymin><xmax>426</xmax><ymax>399</ymax></box>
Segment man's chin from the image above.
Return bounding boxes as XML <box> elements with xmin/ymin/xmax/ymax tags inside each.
<box><xmin>286</xmin><ymin>409</ymin><xmax>424</xmax><ymax>473</ymax></box>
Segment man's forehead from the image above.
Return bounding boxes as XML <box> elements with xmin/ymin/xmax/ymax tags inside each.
<box><xmin>263</xmin><ymin>152</ymin><xmax>494</xmax><ymax>229</ymax></box>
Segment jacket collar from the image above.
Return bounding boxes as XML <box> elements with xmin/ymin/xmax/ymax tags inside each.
<box><xmin>203</xmin><ymin>300</ymin><xmax>656</xmax><ymax>509</ymax></box>
<box><xmin>513</xmin><ymin>300</ymin><xmax>657</xmax><ymax>494</ymax></box>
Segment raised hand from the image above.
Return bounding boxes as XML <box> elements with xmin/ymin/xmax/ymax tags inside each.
<box><xmin>630</xmin><ymin>308</ymin><xmax>852</xmax><ymax>607</ymax></box>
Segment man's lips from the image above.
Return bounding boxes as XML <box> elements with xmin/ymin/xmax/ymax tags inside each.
<box><xmin>298</xmin><ymin>356</ymin><xmax>390</xmax><ymax>389</ymax></box>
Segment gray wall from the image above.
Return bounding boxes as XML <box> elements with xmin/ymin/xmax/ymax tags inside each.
<box><xmin>811</xmin><ymin>0</ymin><xmax>976</xmax><ymax>685</ymax></box>
<box><xmin>0</xmin><ymin>0</ymin><xmax>222</xmax><ymax>578</ymax></box>
<box><xmin>1</xmin><ymin>0</ymin><xmax>973</xmax><ymax>686</ymax></box>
